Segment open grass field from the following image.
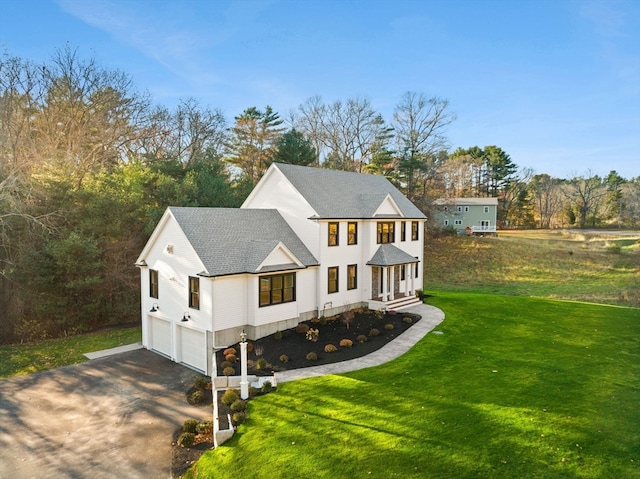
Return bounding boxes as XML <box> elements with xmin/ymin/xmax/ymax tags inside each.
<box><xmin>0</xmin><ymin>326</ymin><xmax>141</xmax><ymax>379</ymax></box>
<box><xmin>187</xmin><ymin>292</ymin><xmax>639</xmax><ymax>479</ymax></box>
<box><xmin>424</xmin><ymin>230</ymin><xmax>640</xmax><ymax>308</ymax></box>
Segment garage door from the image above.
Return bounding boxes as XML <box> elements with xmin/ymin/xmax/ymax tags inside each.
<box><xmin>179</xmin><ymin>327</ymin><xmax>207</xmax><ymax>373</ymax></box>
<box><xmin>150</xmin><ymin>317</ymin><xmax>172</xmax><ymax>358</ymax></box>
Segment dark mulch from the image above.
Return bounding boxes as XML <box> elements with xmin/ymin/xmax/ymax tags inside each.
<box><xmin>172</xmin><ymin>307</ymin><xmax>422</xmax><ymax>478</ymax></box>
<box><xmin>216</xmin><ymin>308</ymin><xmax>422</xmax><ymax>377</ymax></box>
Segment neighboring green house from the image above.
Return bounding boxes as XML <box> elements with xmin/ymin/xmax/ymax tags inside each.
<box><xmin>432</xmin><ymin>198</ymin><xmax>498</xmax><ymax>235</ymax></box>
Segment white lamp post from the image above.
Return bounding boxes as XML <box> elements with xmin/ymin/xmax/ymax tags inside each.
<box><xmin>239</xmin><ymin>329</ymin><xmax>249</xmax><ymax>400</ymax></box>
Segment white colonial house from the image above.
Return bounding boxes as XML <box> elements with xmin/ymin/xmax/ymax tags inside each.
<box><xmin>136</xmin><ymin>163</ymin><xmax>426</xmax><ymax>374</ymax></box>
<box><xmin>433</xmin><ymin>197</ymin><xmax>498</xmax><ymax>235</ymax></box>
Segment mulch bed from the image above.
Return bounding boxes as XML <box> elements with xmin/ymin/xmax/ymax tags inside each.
<box><xmin>171</xmin><ymin>307</ymin><xmax>422</xmax><ymax>478</ymax></box>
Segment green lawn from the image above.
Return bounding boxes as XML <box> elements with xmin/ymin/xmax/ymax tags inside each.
<box><xmin>0</xmin><ymin>326</ymin><xmax>141</xmax><ymax>379</ymax></box>
<box><xmin>187</xmin><ymin>293</ymin><xmax>639</xmax><ymax>479</ymax></box>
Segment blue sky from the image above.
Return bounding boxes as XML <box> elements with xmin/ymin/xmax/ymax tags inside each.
<box><xmin>1</xmin><ymin>0</ymin><xmax>639</xmax><ymax>179</ymax></box>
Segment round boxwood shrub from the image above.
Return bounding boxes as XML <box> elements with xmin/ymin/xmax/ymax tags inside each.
<box><xmin>182</xmin><ymin>418</ymin><xmax>199</xmax><ymax>434</ymax></box>
<box><xmin>223</xmin><ymin>347</ymin><xmax>237</xmax><ymax>356</ymax></box>
<box><xmin>190</xmin><ymin>390</ymin><xmax>205</xmax><ymax>404</ymax></box>
<box><xmin>356</xmin><ymin>335</ymin><xmax>368</xmax><ymax>343</ymax></box>
<box><xmin>339</xmin><ymin>339</ymin><xmax>353</xmax><ymax>348</ymax></box>
<box><xmin>296</xmin><ymin>323</ymin><xmax>310</xmax><ymax>334</ymax></box>
<box><xmin>177</xmin><ymin>432</ymin><xmax>195</xmax><ymax>447</ymax></box>
<box><xmin>231</xmin><ymin>399</ymin><xmax>247</xmax><ymax>412</ymax></box>
<box><xmin>194</xmin><ymin>376</ymin><xmax>209</xmax><ymax>390</ymax></box>
<box><xmin>384</xmin><ymin>323</ymin><xmax>394</xmax><ymax>330</ymax></box>
<box><xmin>196</xmin><ymin>420</ymin><xmax>213</xmax><ymax>435</ymax></box>
<box><xmin>256</xmin><ymin>357</ymin><xmax>268</xmax><ymax>370</ymax></box>
<box><xmin>306</xmin><ymin>352</ymin><xmax>318</xmax><ymax>361</ymax></box>
<box><xmin>246</xmin><ymin>342</ymin><xmax>254</xmax><ymax>353</ymax></box>
<box><xmin>232</xmin><ymin>412</ymin><xmax>246</xmax><ymax>425</ymax></box>
<box><xmin>403</xmin><ymin>316</ymin><xmax>413</xmax><ymax>324</ymax></box>
<box><xmin>223</xmin><ymin>366</ymin><xmax>236</xmax><ymax>376</ymax></box>
<box><xmin>369</xmin><ymin>328</ymin><xmax>380</xmax><ymax>337</ymax></box>
<box><xmin>279</xmin><ymin>354</ymin><xmax>289</xmax><ymax>363</ymax></box>
<box><xmin>324</xmin><ymin>344</ymin><xmax>337</xmax><ymax>353</ymax></box>
<box><xmin>221</xmin><ymin>388</ymin><xmax>239</xmax><ymax>406</ymax></box>
<box><xmin>220</xmin><ymin>360</ymin><xmax>233</xmax><ymax>370</ymax></box>
<box><xmin>225</xmin><ymin>353</ymin><xmax>237</xmax><ymax>364</ymax></box>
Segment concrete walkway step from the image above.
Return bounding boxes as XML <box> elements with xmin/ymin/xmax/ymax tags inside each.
<box><xmin>84</xmin><ymin>342</ymin><xmax>143</xmax><ymax>360</ymax></box>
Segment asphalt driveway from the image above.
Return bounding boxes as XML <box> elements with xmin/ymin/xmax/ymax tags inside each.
<box><xmin>0</xmin><ymin>348</ymin><xmax>209</xmax><ymax>479</ymax></box>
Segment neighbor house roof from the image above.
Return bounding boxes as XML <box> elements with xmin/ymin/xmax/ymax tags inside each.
<box><xmin>367</xmin><ymin>243</ymin><xmax>419</xmax><ymax>267</ymax></box>
<box><xmin>433</xmin><ymin>197</ymin><xmax>499</xmax><ymax>206</ymax></box>
<box><xmin>273</xmin><ymin>163</ymin><xmax>426</xmax><ymax>219</ymax></box>
<box><xmin>169</xmin><ymin>207</ymin><xmax>319</xmax><ymax>277</ymax></box>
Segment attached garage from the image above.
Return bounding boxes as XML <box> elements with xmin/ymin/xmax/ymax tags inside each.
<box><xmin>149</xmin><ymin>317</ymin><xmax>172</xmax><ymax>358</ymax></box>
<box><xmin>178</xmin><ymin>326</ymin><xmax>207</xmax><ymax>373</ymax></box>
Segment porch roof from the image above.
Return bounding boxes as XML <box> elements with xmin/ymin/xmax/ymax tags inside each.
<box><xmin>366</xmin><ymin>244</ymin><xmax>418</xmax><ymax>267</ymax></box>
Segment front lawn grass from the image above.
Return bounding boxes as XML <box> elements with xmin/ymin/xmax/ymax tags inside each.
<box><xmin>186</xmin><ymin>292</ymin><xmax>639</xmax><ymax>479</ymax></box>
<box><xmin>0</xmin><ymin>326</ymin><xmax>141</xmax><ymax>379</ymax></box>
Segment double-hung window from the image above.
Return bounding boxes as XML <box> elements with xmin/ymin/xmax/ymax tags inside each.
<box><xmin>328</xmin><ymin>266</ymin><xmax>339</xmax><ymax>294</ymax></box>
<box><xmin>411</xmin><ymin>221</ymin><xmax>419</xmax><ymax>241</ymax></box>
<box><xmin>189</xmin><ymin>276</ymin><xmax>200</xmax><ymax>309</ymax></box>
<box><xmin>347</xmin><ymin>222</ymin><xmax>357</xmax><ymax>245</ymax></box>
<box><xmin>149</xmin><ymin>269</ymin><xmax>159</xmax><ymax>299</ymax></box>
<box><xmin>328</xmin><ymin>222</ymin><xmax>339</xmax><ymax>246</ymax></box>
<box><xmin>347</xmin><ymin>264</ymin><xmax>357</xmax><ymax>290</ymax></box>
<box><xmin>259</xmin><ymin>273</ymin><xmax>296</xmax><ymax>307</ymax></box>
<box><xmin>377</xmin><ymin>222</ymin><xmax>395</xmax><ymax>244</ymax></box>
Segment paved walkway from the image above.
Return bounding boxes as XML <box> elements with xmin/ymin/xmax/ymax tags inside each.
<box><xmin>275</xmin><ymin>303</ymin><xmax>445</xmax><ymax>383</ymax></box>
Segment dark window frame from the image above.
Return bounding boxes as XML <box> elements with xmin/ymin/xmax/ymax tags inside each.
<box><xmin>259</xmin><ymin>272</ymin><xmax>296</xmax><ymax>307</ymax></box>
<box><xmin>347</xmin><ymin>222</ymin><xmax>358</xmax><ymax>245</ymax></box>
<box><xmin>411</xmin><ymin>221</ymin><xmax>419</xmax><ymax>241</ymax></box>
<box><xmin>347</xmin><ymin>264</ymin><xmax>357</xmax><ymax>290</ymax></box>
<box><xmin>328</xmin><ymin>222</ymin><xmax>339</xmax><ymax>247</ymax></box>
<box><xmin>400</xmin><ymin>221</ymin><xmax>406</xmax><ymax>241</ymax></box>
<box><xmin>377</xmin><ymin>222</ymin><xmax>395</xmax><ymax>244</ymax></box>
<box><xmin>328</xmin><ymin>266</ymin><xmax>339</xmax><ymax>294</ymax></box>
<box><xmin>149</xmin><ymin>269</ymin><xmax>159</xmax><ymax>299</ymax></box>
<box><xmin>189</xmin><ymin>276</ymin><xmax>200</xmax><ymax>309</ymax></box>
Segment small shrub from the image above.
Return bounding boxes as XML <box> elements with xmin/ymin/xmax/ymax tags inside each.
<box><xmin>231</xmin><ymin>399</ymin><xmax>247</xmax><ymax>412</ymax></box>
<box><xmin>246</xmin><ymin>342</ymin><xmax>254</xmax><ymax>353</ymax></box>
<box><xmin>261</xmin><ymin>381</ymin><xmax>273</xmax><ymax>393</ymax></box>
<box><xmin>190</xmin><ymin>390</ymin><xmax>205</xmax><ymax>404</ymax></box>
<box><xmin>274</xmin><ymin>330</ymin><xmax>283</xmax><ymax>340</ymax></box>
<box><xmin>249</xmin><ymin>386</ymin><xmax>259</xmax><ymax>397</ymax></box>
<box><xmin>221</xmin><ymin>388</ymin><xmax>239</xmax><ymax>406</ymax></box>
<box><xmin>324</xmin><ymin>344</ymin><xmax>337</xmax><ymax>353</ymax></box>
<box><xmin>369</xmin><ymin>328</ymin><xmax>380</xmax><ymax>337</ymax></box>
<box><xmin>306</xmin><ymin>328</ymin><xmax>319</xmax><ymax>342</ymax></box>
<box><xmin>223</xmin><ymin>366</ymin><xmax>236</xmax><ymax>376</ymax></box>
<box><xmin>319</xmin><ymin>315</ymin><xmax>327</xmax><ymax>325</ymax></box>
<box><xmin>194</xmin><ymin>376</ymin><xmax>209</xmax><ymax>390</ymax></box>
<box><xmin>306</xmin><ymin>352</ymin><xmax>318</xmax><ymax>361</ymax></box>
<box><xmin>256</xmin><ymin>357</ymin><xmax>268</xmax><ymax>370</ymax></box>
<box><xmin>339</xmin><ymin>339</ymin><xmax>353</xmax><ymax>348</ymax></box>
<box><xmin>177</xmin><ymin>432</ymin><xmax>195</xmax><ymax>447</ymax></box>
<box><xmin>183</xmin><ymin>418</ymin><xmax>199</xmax><ymax>434</ymax></box>
<box><xmin>196</xmin><ymin>420</ymin><xmax>213</xmax><ymax>435</ymax></box>
<box><xmin>384</xmin><ymin>323</ymin><xmax>394</xmax><ymax>330</ymax></box>
<box><xmin>279</xmin><ymin>354</ymin><xmax>289</xmax><ymax>363</ymax></box>
<box><xmin>296</xmin><ymin>323</ymin><xmax>310</xmax><ymax>334</ymax></box>
<box><xmin>220</xmin><ymin>360</ymin><xmax>233</xmax><ymax>370</ymax></box>
<box><xmin>225</xmin><ymin>353</ymin><xmax>237</xmax><ymax>363</ymax></box>
<box><xmin>356</xmin><ymin>335</ymin><xmax>367</xmax><ymax>343</ymax></box>
<box><xmin>223</xmin><ymin>347</ymin><xmax>237</xmax><ymax>356</ymax></box>
<box><xmin>403</xmin><ymin>316</ymin><xmax>413</xmax><ymax>324</ymax></box>
<box><xmin>232</xmin><ymin>412</ymin><xmax>246</xmax><ymax>425</ymax></box>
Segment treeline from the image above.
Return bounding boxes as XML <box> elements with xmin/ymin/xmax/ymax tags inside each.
<box><xmin>1</xmin><ymin>47</ymin><xmax>638</xmax><ymax>344</ymax></box>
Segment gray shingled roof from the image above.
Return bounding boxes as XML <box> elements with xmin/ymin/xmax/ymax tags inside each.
<box><xmin>274</xmin><ymin>163</ymin><xmax>426</xmax><ymax>219</ymax></box>
<box><xmin>366</xmin><ymin>244</ymin><xmax>419</xmax><ymax>267</ymax></box>
<box><xmin>169</xmin><ymin>207</ymin><xmax>318</xmax><ymax>277</ymax></box>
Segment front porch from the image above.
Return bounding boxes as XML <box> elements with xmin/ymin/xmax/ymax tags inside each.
<box><xmin>368</xmin><ymin>263</ymin><xmax>422</xmax><ymax>312</ymax></box>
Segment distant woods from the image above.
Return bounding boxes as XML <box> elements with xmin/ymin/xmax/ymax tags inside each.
<box><xmin>1</xmin><ymin>47</ymin><xmax>638</xmax><ymax>344</ymax></box>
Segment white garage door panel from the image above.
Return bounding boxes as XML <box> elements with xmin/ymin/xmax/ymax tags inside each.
<box><xmin>180</xmin><ymin>327</ymin><xmax>206</xmax><ymax>372</ymax></box>
<box><xmin>151</xmin><ymin>317</ymin><xmax>172</xmax><ymax>358</ymax></box>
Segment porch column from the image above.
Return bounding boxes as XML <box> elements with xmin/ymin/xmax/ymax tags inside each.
<box><xmin>404</xmin><ymin>264</ymin><xmax>410</xmax><ymax>296</ymax></box>
<box><xmin>381</xmin><ymin>266</ymin><xmax>388</xmax><ymax>302</ymax></box>
<box><xmin>389</xmin><ymin>266</ymin><xmax>395</xmax><ymax>300</ymax></box>
<box><xmin>410</xmin><ymin>263</ymin><xmax>415</xmax><ymax>294</ymax></box>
